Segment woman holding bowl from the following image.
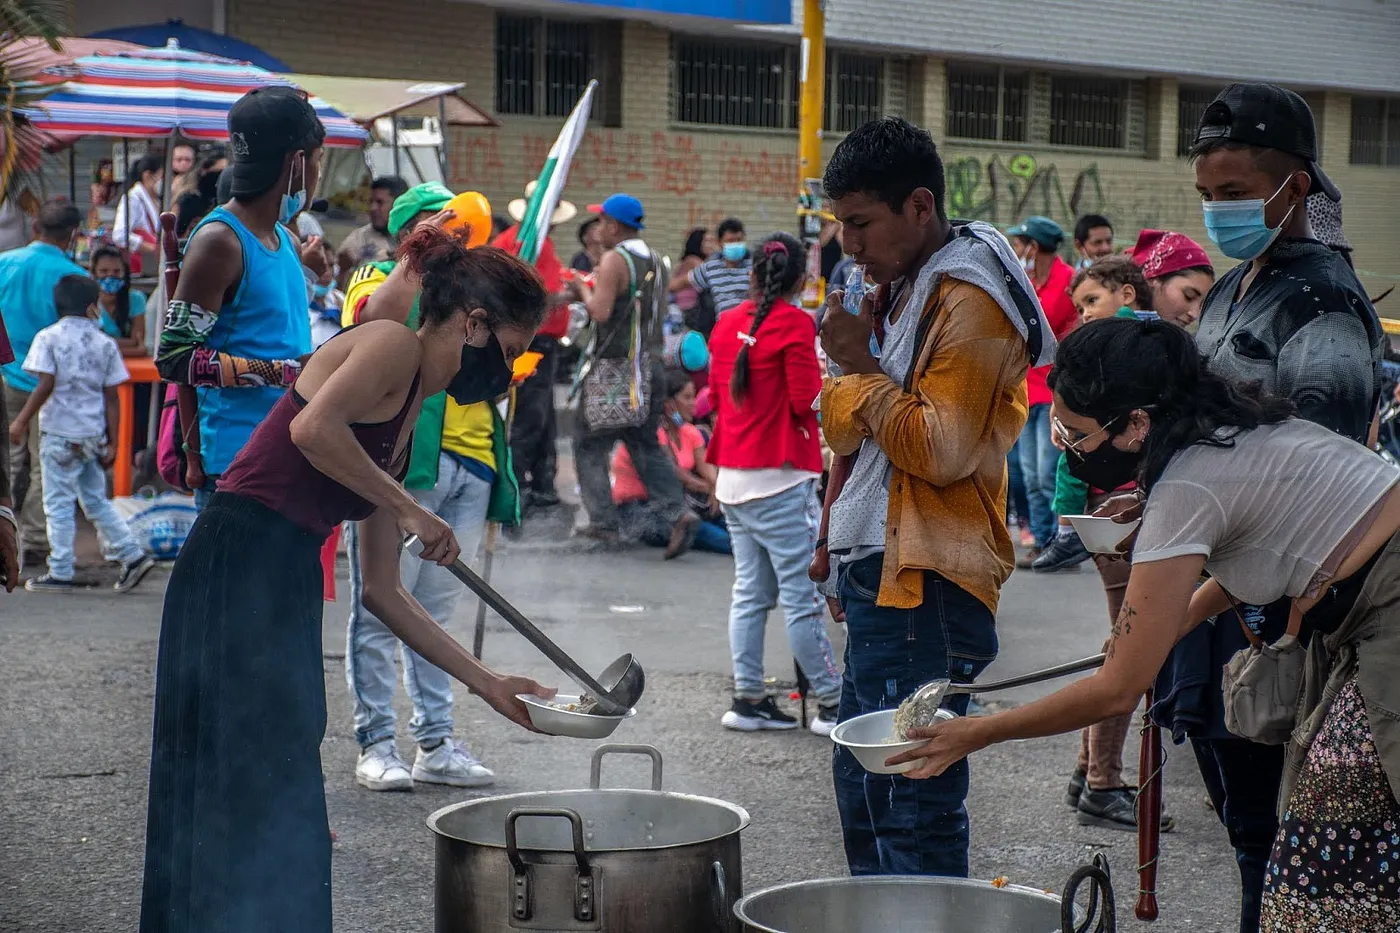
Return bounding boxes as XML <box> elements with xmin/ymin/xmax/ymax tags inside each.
<box><xmin>890</xmin><ymin>317</ymin><xmax>1400</xmax><ymax>930</ymax></box>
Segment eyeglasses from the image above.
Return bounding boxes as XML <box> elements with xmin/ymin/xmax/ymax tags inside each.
<box><xmin>1053</xmin><ymin>413</ymin><xmax>1124</xmax><ymax>460</ymax></box>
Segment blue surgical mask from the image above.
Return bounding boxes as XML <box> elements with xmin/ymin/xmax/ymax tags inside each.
<box><xmin>97</xmin><ymin>276</ymin><xmax>126</xmax><ymax>295</ymax></box>
<box><xmin>1201</xmin><ymin>178</ymin><xmax>1295</xmax><ymax>261</ymax></box>
<box><xmin>312</xmin><ymin>282</ymin><xmax>331</xmax><ymax>298</ymax></box>
<box><xmin>721</xmin><ymin>242</ymin><xmax>748</xmax><ymax>263</ymax></box>
<box><xmin>279</xmin><ymin>154</ymin><xmax>307</xmax><ymax>225</ymax></box>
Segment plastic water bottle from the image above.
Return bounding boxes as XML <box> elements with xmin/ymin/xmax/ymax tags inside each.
<box><xmin>827</xmin><ymin>266</ymin><xmax>878</xmax><ymax>377</ymax></box>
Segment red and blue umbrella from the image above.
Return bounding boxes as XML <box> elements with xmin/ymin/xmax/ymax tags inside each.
<box><xmin>20</xmin><ymin>41</ymin><xmax>367</xmax><ymax>147</ymax></box>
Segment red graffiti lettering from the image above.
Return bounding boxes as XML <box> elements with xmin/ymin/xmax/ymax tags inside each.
<box><xmin>654</xmin><ymin>133</ymin><xmax>700</xmax><ymax>197</ymax></box>
<box><xmin>448</xmin><ymin>133</ymin><xmax>505</xmax><ymax>188</ymax></box>
<box><xmin>719</xmin><ymin>141</ymin><xmax>797</xmax><ymax>199</ymax></box>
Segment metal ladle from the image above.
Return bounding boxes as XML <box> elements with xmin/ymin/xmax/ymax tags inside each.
<box><xmin>896</xmin><ymin>653</ymin><xmax>1106</xmax><ymax>735</ymax></box>
<box><xmin>404</xmin><ymin>536</ymin><xmax>645</xmax><ymax>715</ymax></box>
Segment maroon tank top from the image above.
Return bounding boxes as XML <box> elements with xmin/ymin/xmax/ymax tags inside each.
<box><xmin>218</xmin><ymin>372</ymin><xmax>420</xmax><ymax>537</ymax></box>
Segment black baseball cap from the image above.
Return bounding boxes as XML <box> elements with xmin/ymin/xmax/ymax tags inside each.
<box><xmin>226</xmin><ymin>86</ymin><xmax>326</xmax><ymax>199</ymax></box>
<box><xmin>1194</xmin><ymin>83</ymin><xmax>1340</xmax><ymax>202</ymax></box>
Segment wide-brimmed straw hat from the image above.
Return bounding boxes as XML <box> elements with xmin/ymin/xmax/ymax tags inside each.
<box><xmin>507</xmin><ymin>180</ymin><xmax>577</xmax><ymax>226</ymax></box>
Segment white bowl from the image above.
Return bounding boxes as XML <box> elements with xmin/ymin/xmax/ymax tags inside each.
<box><xmin>1065</xmin><ymin>514</ymin><xmax>1141</xmax><ymax>554</ymax></box>
<box><xmin>831</xmin><ymin>708</ymin><xmax>956</xmax><ymax>775</ymax></box>
<box><xmin>516</xmin><ymin>694</ymin><xmax>636</xmax><ymax>739</ymax></box>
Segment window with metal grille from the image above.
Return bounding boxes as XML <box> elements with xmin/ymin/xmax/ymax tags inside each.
<box><xmin>1351</xmin><ymin>96</ymin><xmax>1400</xmax><ymax>166</ymax></box>
<box><xmin>1177</xmin><ymin>84</ymin><xmax>1222</xmax><ymax>156</ymax></box>
<box><xmin>945</xmin><ymin>64</ymin><xmax>1029</xmax><ymax>142</ymax></box>
<box><xmin>828</xmin><ymin>51</ymin><xmax>883</xmax><ymax>133</ymax></box>
<box><xmin>495</xmin><ymin>15</ymin><xmax>595</xmax><ymax>118</ymax></box>
<box><xmin>1049</xmin><ymin>76</ymin><xmax>1127</xmax><ymax>149</ymax></box>
<box><xmin>674</xmin><ymin>38</ymin><xmax>798</xmax><ymax>129</ymax></box>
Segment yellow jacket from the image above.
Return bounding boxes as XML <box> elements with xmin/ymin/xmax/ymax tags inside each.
<box><xmin>822</xmin><ymin>278</ymin><xmax>1029</xmax><ymax>613</ymax></box>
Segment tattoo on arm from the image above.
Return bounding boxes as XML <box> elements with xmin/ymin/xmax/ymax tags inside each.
<box><xmin>1106</xmin><ymin>603</ymin><xmax>1137</xmax><ymax>661</ymax></box>
<box><xmin>156</xmin><ymin>299</ymin><xmax>302</xmax><ymax>389</ymax></box>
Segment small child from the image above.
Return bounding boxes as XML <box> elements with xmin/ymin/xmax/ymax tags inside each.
<box><xmin>1032</xmin><ymin>257</ymin><xmax>1155</xmax><ymax>572</ymax></box>
<box><xmin>8</xmin><ymin>275</ymin><xmax>154</xmax><ymax>592</ymax></box>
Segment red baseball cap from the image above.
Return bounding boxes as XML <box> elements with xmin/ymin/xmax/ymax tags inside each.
<box><xmin>1130</xmin><ymin>230</ymin><xmax>1213</xmax><ymax>280</ymax></box>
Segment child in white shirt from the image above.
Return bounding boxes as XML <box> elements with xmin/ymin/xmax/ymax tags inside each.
<box><xmin>8</xmin><ymin>275</ymin><xmax>153</xmax><ymax>591</ymax></box>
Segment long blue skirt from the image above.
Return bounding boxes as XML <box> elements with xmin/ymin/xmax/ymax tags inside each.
<box><xmin>140</xmin><ymin>492</ymin><xmax>330</xmax><ymax>933</ymax></box>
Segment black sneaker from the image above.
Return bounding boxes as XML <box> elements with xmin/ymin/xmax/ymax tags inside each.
<box><xmin>114</xmin><ymin>555</ymin><xmax>157</xmax><ymax>593</ymax></box>
<box><xmin>528</xmin><ymin>489</ymin><xmax>562</xmax><ymax>509</ymax></box>
<box><xmin>720</xmin><ymin>696</ymin><xmax>798</xmax><ymax>732</ymax></box>
<box><xmin>1032</xmin><ymin>531</ymin><xmax>1092</xmax><ymax>572</ymax></box>
<box><xmin>25</xmin><ymin>573</ymin><xmax>76</xmax><ymax>593</ymax></box>
<box><xmin>1076</xmin><ymin>786</ymin><xmax>1176</xmax><ymax>833</ymax></box>
<box><xmin>1066</xmin><ymin>768</ymin><xmax>1087</xmax><ymax>809</ymax></box>
<box><xmin>809</xmin><ymin>703</ymin><xmax>839</xmax><ymax>737</ymax></box>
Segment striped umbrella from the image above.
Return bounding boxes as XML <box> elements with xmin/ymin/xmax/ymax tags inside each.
<box><xmin>20</xmin><ymin>41</ymin><xmax>367</xmax><ymax>147</ymax></box>
<box><xmin>513</xmin><ymin>79</ymin><xmax>596</xmax><ymax>264</ymax></box>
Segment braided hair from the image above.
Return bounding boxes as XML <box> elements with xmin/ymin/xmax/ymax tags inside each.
<box><xmin>730</xmin><ymin>232</ymin><xmax>807</xmax><ymax>404</ymax></box>
<box><xmin>1047</xmin><ymin>317</ymin><xmax>1294</xmax><ymax>490</ymax></box>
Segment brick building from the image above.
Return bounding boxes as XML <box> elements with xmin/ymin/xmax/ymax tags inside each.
<box><xmin>70</xmin><ymin>0</ymin><xmax>1400</xmax><ymax>298</ymax></box>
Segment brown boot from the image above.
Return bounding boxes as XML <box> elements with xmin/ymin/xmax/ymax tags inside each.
<box><xmin>664</xmin><ymin>513</ymin><xmax>699</xmax><ymax>560</ymax></box>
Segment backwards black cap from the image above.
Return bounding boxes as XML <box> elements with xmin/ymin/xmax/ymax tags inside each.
<box><xmin>226</xmin><ymin>86</ymin><xmax>326</xmax><ymax>199</ymax></box>
<box><xmin>1194</xmin><ymin>83</ymin><xmax>1340</xmax><ymax>202</ymax></box>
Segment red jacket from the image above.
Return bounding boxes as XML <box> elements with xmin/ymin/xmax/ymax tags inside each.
<box><xmin>1025</xmin><ymin>256</ymin><xmax>1078</xmax><ymax>406</ymax></box>
<box><xmin>706</xmin><ymin>297</ymin><xmax>823</xmax><ymax>473</ymax></box>
<box><xmin>492</xmin><ymin>226</ymin><xmax>570</xmax><ymax>339</ymax></box>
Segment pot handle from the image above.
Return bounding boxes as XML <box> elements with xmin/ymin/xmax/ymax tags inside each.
<box><xmin>1061</xmin><ymin>852</ymin><xmax>1115</xmax><ymax>933</ymax></box>
<box><xmin>504</xmin><ymin>807</ymin><xmax>592</xmax><ymax>877</ymax></box>
<box><xmin>589</xmin><ymin>744</ymin><xmax>663</xmax><ymax>791</ymax></box>
<box><xmin>710</xmin><ymin>860</ymin><xmax>729</xmax><ymax>933</ymax></box>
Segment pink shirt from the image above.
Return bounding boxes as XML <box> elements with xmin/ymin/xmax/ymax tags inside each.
<box><xmin>612</xmin><ymin>423</ymin><xmax>704</xmax><ymax>504</ymax></box>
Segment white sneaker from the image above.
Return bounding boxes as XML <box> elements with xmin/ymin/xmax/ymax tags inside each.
<box><xmin>355</xmin><ymin>739</ymin><xmax>414</xmax><ymax>792</ymax></box>
<box><xmin>809</xmin><ymin>703</ymin><xmax>840</xmax><ymax>737</ymax></box>
<box><xmin>413</xmin><ymin>738</ymin><xmax>496</xmax><ymax>788</ymax></box>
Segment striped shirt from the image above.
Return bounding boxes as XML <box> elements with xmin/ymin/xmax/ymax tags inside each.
<box><xmin>690</xmin><ymin>256</ymin><xmax>752</xmax><ymax>313</ymax></box>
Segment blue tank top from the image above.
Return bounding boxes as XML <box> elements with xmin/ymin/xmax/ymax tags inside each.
<box><xmin>190</xmin><ymin>206</ymin><xmax>312</xmax><ymax>474</ymax></box>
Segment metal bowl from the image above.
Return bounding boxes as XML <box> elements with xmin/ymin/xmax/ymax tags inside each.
<box><xmin>517</xmin><ymin>694</ymin><xmax>636</xmax><ymax>739</ymax></box>
<box><xmin>830</xmin><ymin>708</ymin><xmax>955</xmax><ymax>774</ymax></box>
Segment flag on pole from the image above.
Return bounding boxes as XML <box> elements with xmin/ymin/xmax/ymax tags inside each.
<box><xmin>514</xmin><ymin>79</ymin><xmax>597</xmax><ymax>265</ymax></box>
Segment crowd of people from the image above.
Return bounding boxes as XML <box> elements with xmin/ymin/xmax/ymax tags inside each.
<box><xmin>1</xmin><ymin>77</ymin><xmax>1399</xmax><ymax>932</ymax></box>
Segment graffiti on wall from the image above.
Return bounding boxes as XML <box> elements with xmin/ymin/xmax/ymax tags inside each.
<box><xmin>448</xmin><ymin>128</ymin><xmax>797</xmax><ymax>202</ymax></box>
<box><xmin>945</xmin><ymin>152</ymin><xmax>1196</xmax><ymax>236</ymax></box>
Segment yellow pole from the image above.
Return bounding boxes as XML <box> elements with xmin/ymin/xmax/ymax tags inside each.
<box><xmin>798</xmin><ymin>0</ymin><xmax>826</xmax><ymax>190</ymax></box>
<box><xmin>796</xmin><ymin>0</ymin><xmax>827</xmax><ymax>308</ymax></box>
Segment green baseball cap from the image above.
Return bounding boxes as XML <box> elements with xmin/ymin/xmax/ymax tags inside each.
<box><xmin>388</xmin><ymin>182</ymin><xmax>455</xmax><ymax>238</ymax></box>
<box><xmin>1007</xmin><ymin>215</ymin><xmax>1065</xmax><ymax>250</ymax></box>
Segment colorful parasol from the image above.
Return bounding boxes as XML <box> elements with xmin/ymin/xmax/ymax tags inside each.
<box><xmin>19</xmin><ymin>40</ymin><xmax>367</xmax><ymax>147</ymax></box>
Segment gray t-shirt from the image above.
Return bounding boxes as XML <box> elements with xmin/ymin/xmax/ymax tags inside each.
<box><xmin>828</xmin><ymin>283</ymin><xmax>920</xmax><ymax>558</ymax></box>
<box><xmin>1134</xmin><ymin>419</ymin><xmax>1398</xmax><ymax>606</ymax></box>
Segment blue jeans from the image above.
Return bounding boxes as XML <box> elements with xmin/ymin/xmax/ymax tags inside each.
<box><xmin>39</xmin><ymin>433</ymin><xmax>144</xmax><ymax>580</ymax></box>
<box><xmin>1017</xmin><ymin>403</ymin><xmax>1058</xmax><ymax>548</ymax></box>
<box><xmin>1006</xmin><ymin>439</ymin><xmax>1029</xmax><ymax>526</ymax></box>
<box><xmin>833</xmin><ymin>553</ymin><xmax>998</xmax><ymax>876</ymax></box>
<box><xmin>193</xmin><ymin>476</ymin><xmax>221</xmax><ymax>514</ymax></box>
<box><xmin>345</xmin><ymin>453</ymin><xmax>491</xmax><ymax>748</ymax></box>
<box><xmin>617</xmin><ymin>500</ymin><xmax>732</xmax><ymax>554</ymax></box>
<box><xmin>722</xmin><ymin>480</ymin><xmax>841</xmax><ymax>706</ymax></box>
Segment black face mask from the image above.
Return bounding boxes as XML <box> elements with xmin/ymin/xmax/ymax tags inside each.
<box><xmin>448</xmin><ymin>331</ymin><xmax>513</xmax><ymax>405</ymax></box>
<box><xmin>1064</xmin><ymin>429</ymin><xmax>1143</xmax><ymax>492</ymax></box>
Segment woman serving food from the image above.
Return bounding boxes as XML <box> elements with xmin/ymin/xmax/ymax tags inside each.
<box><xmin>890</xmin><ymin>317</ymin><xmax>1400</xmax><ymax>930</ymax></box>
<box><xmin>140</xmin><ymin>220</ymin><xmax>556</xmax><ymax>933</ymax></box>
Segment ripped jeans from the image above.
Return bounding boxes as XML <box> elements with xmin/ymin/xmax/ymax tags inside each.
<box><xmin>832</xmin><ymin>553</ymin><xmax>998</xmax><ymax>876</ymax></box>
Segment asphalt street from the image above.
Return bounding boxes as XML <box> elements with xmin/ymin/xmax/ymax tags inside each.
<box><xmin>0</xmin><ymin>501</ymin><xmax>1245</xmax><ymax>932</ymax></box>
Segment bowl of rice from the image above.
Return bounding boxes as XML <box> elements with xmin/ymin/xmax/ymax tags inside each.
<box><xmin>516</xmin><ymin>693</ymin><xmax>637</xmax><ymax>739</ymax></box>
<box><xmin>831</xmin><ymin>708</ymin><xmax>956</xmax><ymax>774</ymax></box>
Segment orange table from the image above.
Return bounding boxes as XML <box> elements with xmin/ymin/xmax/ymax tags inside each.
<box><xmin>115</xmin><ymin>356</ymin><xmax>161</xmax><ymax>497</ymax></box>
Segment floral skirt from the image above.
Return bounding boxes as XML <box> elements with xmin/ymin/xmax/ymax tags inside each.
<box><xmin>1261</xmin><ymin>679</ymin><xmax>1400</xmax><ymax>931</ymax></box>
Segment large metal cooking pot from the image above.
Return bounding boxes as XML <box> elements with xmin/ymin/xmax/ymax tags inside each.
<box><xmin>734</xmin><ymin>858</ymin><xmax>1116</xmax><ymax>933</ymax></box>
<box><xmin>428</xmin><ymin>744</ymin><xmax>750</xmax><ymax>933</ymax></box>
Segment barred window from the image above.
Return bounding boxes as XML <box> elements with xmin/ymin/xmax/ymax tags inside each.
<box><xmin>674</xmin><ymin>38</ymin><xmax>796</xmax><ymax>129</ymax></box>
<box><xmin>1050</xmin><ymin>75</ymin><xmax>1127</xmax><ymax>149</ymax></box>
<box><xmin>673</xmin><ymin>40</ymin><xmax>886</xmax><ymax>131</ymax></box>
<box><xmin>945</xmin><ymin>64</ymin><xmax>1028</xmax><ymax>142</ymax></box>
<box><xmin>1351</xmin><ymin>96</ymin><xmax>1400</xmax><ymax>166</ymax></box>
<box><xmin>1177</xmin><ymin>84</ymin><xmax>1222</xmax><ymax>156</ymax></box>
<box><xmin>828</xmin><ymin>51</ymin><xmax>883</xmax><ymax>133</ymax></box>
<box><xmin>495</xmin><ymin>15</ymin><xmax>594</xmax><ymax>118</ymax></box>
